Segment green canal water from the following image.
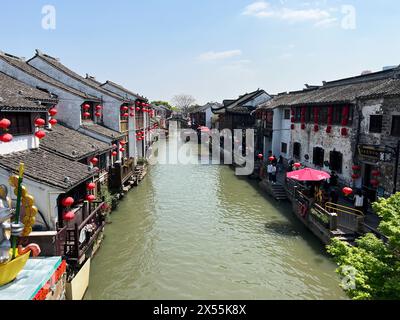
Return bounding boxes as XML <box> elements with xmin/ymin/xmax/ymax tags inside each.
<box><xmin>85</xmin><ymin>144</ymin><xmax>346</xmax><ymax>300</ymax></box>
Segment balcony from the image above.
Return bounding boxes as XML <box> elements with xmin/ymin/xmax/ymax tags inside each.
<box><xmin>109</xmin><ymin>158</ymin><xmax>135</xmax><ymax>189</ymax></box>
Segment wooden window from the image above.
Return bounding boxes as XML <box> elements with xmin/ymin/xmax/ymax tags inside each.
<box><xmin>293</xmin><ymin>142</ymin><xmax>301</xmax><ymax>159</ymax></box>
<box><xmin>313</xmin><ymin>147</ymin><xmax>325</xmax><ymax>167</ymax></box>
<box><xmin>369</xmin><ymin>115</ymin><xmax>383</xmax><ymax>133</ymax></box>
<box><xmin>319</xmin><ymin>107</ymin><xmax>328</xmax><ymax>124</ymax></box>
<box><xmin>281</xmin><ymin>142</ymin><xmax>288</xmax><ymax>154</ymax></box>
<box><xmin>332</xmin><ymin>106</ymin><xmax>343</xmax><ymax>125</ymax></box>
<box><xmin>330</xmin><ymin>151</ymin><xmax>343</xmax><ymax>174</ymax></box>
<box><xmin>284</xmin><ymin>109</ymin><xmax>291</xmax><ymax>120</ymax></box>
<box><xmin>391</xmin><ymin>115</ymin><xmax>400</xmax><ymax>137</ymax></box>
<box><xmin>0</xmin><ymin>112</ymin><xmax>33</xmax><ymax>136</ymax></box>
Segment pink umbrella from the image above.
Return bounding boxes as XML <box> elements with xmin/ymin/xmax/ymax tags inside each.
<box><xmin>287</xmin><ymin>168</ymin><xmax>331</xmax><ymax>182</ymax></box>
<box><xmin>198</xmin><ymin>126</ymin><xmax>210</xmax><ymax>132</ymax></box>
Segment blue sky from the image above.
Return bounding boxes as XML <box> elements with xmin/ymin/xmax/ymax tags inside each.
<box><xmin>1</xmin><ymin>0</ymin><xmax>400</xmax><ymax>104</ymax></box>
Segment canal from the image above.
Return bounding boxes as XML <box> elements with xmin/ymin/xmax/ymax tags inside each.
<box><xmin>85</xmin><ymin>142</ymin><xmax>346</xmax><ymax>300</ymax></box>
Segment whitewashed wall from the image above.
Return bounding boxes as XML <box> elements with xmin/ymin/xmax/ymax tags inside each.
<box><xmin>0</xmin><ymin>135</ymin><xmax>39</xmax><ymax>155</ymax></box>
<box><xmin>0</xmin><ymin>168</ymin><xmax>62</xmax><ymax>230</ymax></box>
<box><xmin>272</xmin><ymin>107</ymin><xmax>292</xmax><ymax>159</ymax></box>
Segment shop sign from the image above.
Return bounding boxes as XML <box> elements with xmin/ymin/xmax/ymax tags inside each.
<box><xmin>358</xmin><ymin>145</ymin><xmax>393</xmax><ymax>162</ymax></box>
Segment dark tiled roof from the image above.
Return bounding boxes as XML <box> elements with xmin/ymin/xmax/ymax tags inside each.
<box><xmin>101</xmin><ymin>80</ymin><xmax>144</xmax><ymax>100</ymax></box>
<box><xmin>40</xmin><ymin>124</ymin><xmax>111</xmax><ymax>161</ymax></box>
<box><xmin>0</xmin><ymin>72</ymin><xmax>57</xmax><ymax>111</ymax></box>
<box><xmin>262</xmin><ymin>78</ymin><xmax>400</xmax><ymax>109</ymax></box>
<box><xmin>0</xmin><ymin>148</ymin><xmax>95</xmax><ymax>191</ymax></box>
<box><xmin>191</xmin><ymin>102</ymin><xmax>222</xmax><ymax>114</ymax></box>
<box><xmin>213</xmin><ymin>89</ymin><xmax>268</xmax><ymax>114</ymax></box>
<box><xmin>29</xmin><ymin>50</ymin><xmax>129</xmax><ymax>102</ymax></box>
<box><xmin>80</xmin><ymin>123</ymin><xmax>126</xmax><ymax>140</ymax></box>
<box><xmin>0</xmin><ymin>53</ymin><xmax>100</xmax><ymax>101</ymax></box>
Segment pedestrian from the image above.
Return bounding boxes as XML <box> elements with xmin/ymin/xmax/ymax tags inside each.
<box><xmin>330</xmin><ymin>188</ymin><xmax>339</xmax><ymax>204</ymax></box>
<box><xmin>354</xmin><ymin>189</ymin><xmax>365</xmax><ymax>214</ymax></box>
<box><xmin>271</xmin><ymin>165</ymin><xmax>277</xmax><ymax>184</ymax></box>
<box><xmin>267</xmin><ymin>163</ymin><xmax>274</xmax><ymax>182</ymax></box>
<box><xmin>330</xmin><ymin>171</ymin><xmax>338</xmax><ymax>187</ymax></box>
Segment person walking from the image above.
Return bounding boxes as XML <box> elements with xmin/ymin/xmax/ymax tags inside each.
<box><xmin>267</xmin><ymin>163</ymin><xmax>274</xmax><ymax>182</ymax></box>
<box><xmin>271</xmin><ymin>165</ymin><xmax>277</xmax><ymax>184</ymax></box>
<box><xmin>354</xmin><ymin>190</ymin><xmax>365</xmax><ymax>214</ymax></box>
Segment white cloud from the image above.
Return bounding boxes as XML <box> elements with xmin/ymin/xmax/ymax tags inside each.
<box><xmin>198</xmin><ymin>50</ymin><xmax>242</xmax><ymax>61</ymax></box>
<box><xmin>242</xmin><ymin>1</ymin><xmax>335</xmax><ymax>26</ymax></box>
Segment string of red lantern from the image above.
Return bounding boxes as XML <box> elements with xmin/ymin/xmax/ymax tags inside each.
<box><xmin>326</xmin><ymin>106</ymin><xmax>333</xmax><ymax>134</ymax></box>
<box><xmin>313</xmin><ymin>107</ymin><xmax>319</xmax><ymax>132</ymax></box>
<box><xmin>62</xmin><ymin>196</ymin><xmax>75</xmax><ymax>221</ymax></box>
<box><xmin>0</xmin><ymin>118</ymin><xmax>13</xmax><ymax>143</ymax></box>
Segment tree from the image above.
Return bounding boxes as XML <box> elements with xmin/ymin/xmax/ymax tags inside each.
<box><xmin>327</xmin><ymin>192</ymin><xmax>400</xmax><ymax>300</ymax></box>
<box><xmin>171</xmin><ymin>94</ymin><xmax>196</xmax><ymax>116</ymax></box>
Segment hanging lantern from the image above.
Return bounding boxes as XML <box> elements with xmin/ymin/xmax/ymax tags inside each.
<box><xmin>83</xmin><ymin>104</ymin><xmax>91</xmax><ymax>111</ymax></box>
<box><xmin>136</xmin><ymin>107</ymin><xmax>141</xmax><ymax>112</ymax></box>
<box><xmin>83</xmin><ymin>112</ymin><xmax>91</xmax><ymax>118</ymax></box>
<box><xmin>269</xmin><ymin>156</ymin><xmax>275</xmax><ymax>162</ymax></box>
<box><xmin>123</xmin><ymin>113</ymin><xmax>129</xmax><ymax>118</ymax></box>
<box><xmin>352</xmin><ymin>165</ymin><xmax>361</xmax><ymax>171</ymax></box>
<box><xmin>130</xmin><ymin>106</ymin><xmax>135</xmax><ymax>111</ymax></box>
<box><xmin>95</xmin><ymin>105</ymin><xmax>102</xmax><ymax>111</ymax></box>
<box><xmin>294</xmin><ymin>163</ymin><xmax>302</xmax><ymax>168</ymax></box>
<box><xmin>90</xmin><ymin>157</ymin><xmax>99</xmax><ymax>165</ymax></box>
<box><xmin>121</xmin><ymin>106</ymin><xmax>129</xmax><ymax>112</ymax></box>
<box><xmin>0</xmin><ymin>118</ymin><xmax>11</xmax><ymax>129</ymax></box>
<box><xmin>35</xmin><ymin>130</ymin><xmax>46</xmax><ymax>140</ymax></box>
<box><xmin>291</xmin><ymin>117</ymin><xmax>295</xmax><ymax>123</ymax></box>
<box><xmin>86</xmin><ymin>195</ymin><xmax>96</xmax><ymax>203</ymax></box>
<box><xmin>95</xmin><ymin>112</ymin><xmax>102</xmax><ymax>118</ymax></box>
<box><xmin>49</xmin><ymin>108</ymin><xmax>58</xmax><ymax>117</ymax></box>
<box><xmin>49</xmin><ymin>118</ymin><xmax>58</xmax><ymax>126</ymax></box>
<box><xmin>341</xmin><ymin>128</ymin><xmax>348</xmax><ymax>136</ymax></box>
<box><xmin>314</xmin><ymin>124</ymin><xmax>319</xmax><ymax>132</ymax></box>
<box><xmin>370</xmin><ymin>179</ymin><xmax>380</xmax><ymax>187</ymax></box>
<box><xmin>130</xmin><ymin>113</ymin><xmax>135</xmax><ymax>117</ymax></box>
<box><xmin>62</xmin><ymin>197</ymin><xmax>74</xmax><ymax>207</ymax></box>
<box><xmin>34</xmin><ymin>118</ymin><xmax>46</xmax><ymax>127</ymax></box>
<box><xmin>258</xmin><ymin>154</ymin><xmax>263</xmax><ymax>159</ymax></box>
<box><xmin>371</xmin><ymin>170</ymin><xmax>380</xmax><ymax>177</ymax></box>
<box><xmin>112</xmin><ymin>151</ymin><xmax>118</xmax><ymax>157</ymax></box>
<box><xmin>0</xmin><ymin>133</ymin><xmax>13</xmax><ymax>143</ymax></box>
<box><xmin>342</xmin><ymin>187</ymin><xmax>353</xmax><ymax>196</ymax></box>
<box><xmin>301</xmin><ymin>124</ymin><xmax>306</xmax><ymax>130</ymax></box>
<box><xmin>326</xmin><ymin>126</ymin><xmax>332</xmax><ymax>134</ymax></box>
<box><xmin>87</xmin><ymin>182</ymin><xmax>96</xmax><ymax>191</ymax></box>
<box><xmin>120</xmin><ymin>147</ymin><xmax>125</xmax><ymax>152</ymax></box>
<box><xmin>352</xmin><ymin>174</ymin><xmax>360</xmax><ymax>180</ymax></box>
<box><xmin>120</xmin><ymin>140</ymin><xmax>126</xmax><ymax>146</ymax></box>
<box><xmin>63</xmin><ymin>211</ymin><xmax>75</xmax><ymax>222</ymax></box>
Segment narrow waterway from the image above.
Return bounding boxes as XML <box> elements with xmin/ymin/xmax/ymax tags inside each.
<box><xmin>85</xmin><ymin>142</ymin><xmax>346</xmax><ymax>300</ymax></box>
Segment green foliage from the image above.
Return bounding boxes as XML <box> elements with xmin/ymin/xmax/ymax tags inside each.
<box><xmin>98</xmin><ymin>185</ymin><xmax>113</xmax><ymax>213</ymax></box>
<box><xmin>327</xmin><ymin>192</ymin><xmax>400</xmax><ymax>300</ymax></box>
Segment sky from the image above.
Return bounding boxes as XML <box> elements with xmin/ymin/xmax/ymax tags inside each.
<box><xmin>1</xmin><ymin>0</ymin><xmax>400</xmax><ymax>105</ymax></box>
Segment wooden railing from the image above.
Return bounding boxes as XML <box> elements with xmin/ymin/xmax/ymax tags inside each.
<box><xmin>64</xmin><ymin>201</ymin><xmax>106</xmax><ymax>264</ymax></box>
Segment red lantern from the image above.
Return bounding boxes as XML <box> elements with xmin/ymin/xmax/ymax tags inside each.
<box><xmin>291</xmin><ymin>124</ymin><xmax>295</xmax><ymax>130</ymax></box>
<box><xmin>62</xmin><ymin>197</ymin><xmax>74</xmax><ymax>207</ymax></box>
<box><xmin>370</xmin><ymin>179</ymin><xmax>380</xmax><ymax>187</ymax></box>
<box><xmin>87</xmin><ymin>182</ymin><xmax>96</xmax><ymax>191</ymax></box>
<box><xmin>34</xmin><ymin>118</ymin><xmax>46</xmax><ymax>127</ymax></box>
<box><xmin>120</xmin><ymin>141</ymin><xmax>126</xmax><ymax>146</ymax></box>
<box><xmin>371</xmin><ymin>170</ymin><xmax>380</xmax><ymax>177</ymax></box>
<box><xmin>95</xmin><ymin>112</ymin><xmax>102</xmax><ymax>118</ymax></box>
<box><xmin>83</xmin><ymin>112</ymin><xmax>91</xmax><ymax>118</ymax></box>
<box><xmin>35</xmin><ymin>130</ymin><xmax>46</xmax><ymax>139</ymax></box>
<box><xmin>0</xmin><ymin>118</ymin><xmax>11</xmax><ymax>129</ymax></box>
<box><xmin>112</xmin><ymin>144</ymin><xmax>118</xmax><ymax>149</ymax></box>
<box><xmin>291</xmin><ymin>117</ymin><xmax>295</xmax><ymax>123</ymax></box>
<box><xmin>130</xmin><ymin>106</ymin><xmax>135</xmax><ymax>111</ymax></box>
<box><xmin>314</xmin><ymin>124</ymin><xmax>319</xmax><ymax>132</ymax></box>
<box><xmin>269</xmin><ymin>156</ymin><xmax>275</xmax><ymax>162</ymax></box>
<box><xmin>121</xmin><ymin>106</ymin><xmax>129</xmax><ymax>112</ymax></box>
<box><xmin>341</xmin><ymin>128</ymin><xmax>348</xmax><ymax>136</ymax></box>
<box><xmin>352</xmin><ymin>165</ymin><xmax>361</xmax><ymax>171</ymax></box>
<box><xmin>342</xmin><ymin>187</ymin><xmax>353</xmax><ymax>196</ymax></box>
<box><xmin>123</xmin><ymin>113</ymin><xmax>129</xmax><ymax>118</ymax></box>
<box><xmin>90</xmin><ymin>157</ymin><xmax>99</xmax><ymax>165</ymax></box>
<box><xmin>86</xmin><ymin>195</ymin><xmax>96</xmax><ymax>203</ymax></box>
<box><xmin>352</xmin><ymin>174</ymin><xmax>360</xmax><ymax>180</ymax></box>
<box><xmin>83</xmin><ymin>104</ymin><xmax>91</xmax><ymax>111</ymax></box>
<box><xmin>49</xmin><ymin>108</ymin><xmax>58</xmax><ymax>117</ymax></box>
<box><xmin>301</xmin><ymin>124</ymin><xmax>306</xmax><ymax>130</ymax></box>
<box><xmin>326</xmin><ymin>126</ymin><xmax>332</xmax><ymax>134</ymax></box>
<box><xmin>120</xmin><ymin>147</ymin><xmax>125</xmax><ymax>152</ymax></box>
<box><xmin>294</xmin><ymin>163</ymin><xmax>302</xmax><ymax>168</ymax></box>
<box><xmin>49</xmin><ymin>118</ymin><xmax>58</xmax><ymax>126</ymax></box>
<box><xmin>0</xmin><ymin>133</ymin><xmax>13</xmax><ymax>143</ymax></box>
<box><xmin>95</xmin><ymin>105</ymin><xmax>102</xmax><ymax>111</ymax></box>
<box><xmin>112</xmin><ymin>151</ymin><xmax>118</xmax><ymax>157</ymax></box>
<box><xmin>136</xmin><ymin>107</ymin><xmax>141</xmax><ymax>112</ymax></box>
<box><xmin>63</xmin><ymin>211</ymin><xmax>75</xmax><ymax>222</ymax></box>
<box><xmin>258</xmin><ymin>154</ymin><xmax>263</xmax><ymax>159</ymax></box>
<box><xmin>130</xmin><ymin>113</ymin><xmax>135</xmax><ymax>117</ymax></box>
